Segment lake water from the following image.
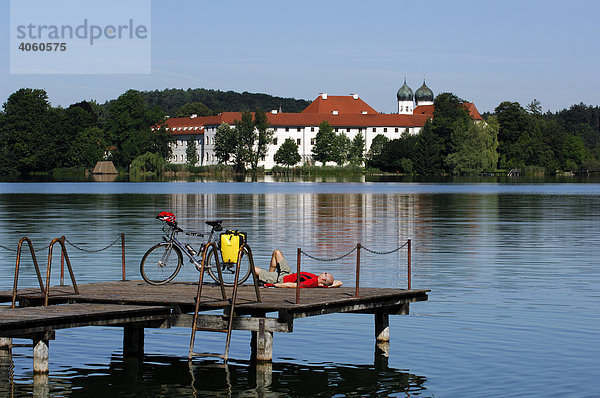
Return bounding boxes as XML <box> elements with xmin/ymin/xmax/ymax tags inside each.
<box><xmin>0</xmin><ymin>180</ymin><xmax>598</xmax><ymax>397</ymax></box>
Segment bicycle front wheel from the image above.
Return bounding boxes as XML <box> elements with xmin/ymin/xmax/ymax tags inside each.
<box><xmin>207</xmin><ymin>245</ymin><xmax>252</xmax><ymax>287</ymax></box>
<box><xmin>140</xmin><ymin>242</ymin><xmax>183</xmax><ymax>285</ymax></box>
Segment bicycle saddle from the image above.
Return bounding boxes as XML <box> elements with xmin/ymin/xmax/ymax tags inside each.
<box><xmin>205</xmin><ymin>220</ymin><xmax>223</xmax><ymax>231</ymax></box>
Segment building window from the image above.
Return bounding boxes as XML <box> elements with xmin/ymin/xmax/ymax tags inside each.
<box><xmin>384</xmin><ymin>128</ymin><xmax>387</xmax><ymax>132</ymax></box>
<box><xmin>311</xmin><ymin>138</ymin><xmax>316</xmax><ymax>145</ymax></box>
<box><xmin>395</xmin><ymin>128</ymin><xmax>399</xmax><ymax>133</ymax></box>
<box><xmin>335</xmin><ymin>128</ymin><xmax>338</xmax><ymax>132</ymax></box>
<box><xmin>297</xmin><ymin>138</ymin><xmax>301</xmax><ymax>145</ymax></box>
<box><xmin>273</xmin><ymin>138</ymin><xmax>278</xmax><ymax>145</ymax></box>
<box><xmin>311</xmin><ymin>127</ymin><xmax>315</xmax><ymax>132</ymax></box>
<box><xmin>372</xmin><ymin>128</ymin><xmax>376</xmax><ymax>132</ymax></box>
<box><xmin>346</xmin><ymin>128</ymin><xmax>350</xmax><ymax>133</ymax></box>
<box><xmin>285</xmin><ymin>127</ymin><xmax>289</xmax><ymax>132</ymax></box>
<box><xmin>297</xmin><ymin>127</ymin><xmax>301</xmax><ymax>132</ymax></box>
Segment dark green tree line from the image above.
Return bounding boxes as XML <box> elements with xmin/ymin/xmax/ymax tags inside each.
<box><xmin>0</xmin><ymin>88</ymin><xmax>171</xmax><ymax>175</ymax></box>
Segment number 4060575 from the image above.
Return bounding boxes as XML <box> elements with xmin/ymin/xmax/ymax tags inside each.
<box><xmin>18</xmin><ymin>42</ymin><xmax>66</xmax><ymax>51</ymax></box>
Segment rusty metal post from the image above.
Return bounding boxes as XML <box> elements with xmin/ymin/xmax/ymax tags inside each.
<box><xmin>244</xmin><ymin>244</ymin><xmax>262</xmax><ymax>302</ymax></box>
<box><xmin>12</xmin><ymin>237</ymin><xmax>45</xmax><ymax>309</ymax></box>
<box><xmin>121</xmin><ymin>233</ymin><xmax>126</xmax><ymax>281</ymax></box>
<box><xmin>60</xmin><ymin>236</ymin><xmax>65</xmax><ymax>286</ymax></box>
<box><xmin>45</xmin><ymin>238</ymin><xmax>79</xmax><ymax>306</ymax></box>
<box><xmin>355</xmin><ymin>243</ymin><xmax>361</xmax><ymax>298</ymax></box>
<box><xmin>296</xmin><ymin>248</ymin><xmax>301</xmax><ymax>305</ymax></box>
<box><xmin>407</xmin><ymin>239</ymin><xmax>411</xmax><ymax>290</ymax></box>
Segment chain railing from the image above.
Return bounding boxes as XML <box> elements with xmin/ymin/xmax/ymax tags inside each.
<box><xmin>295</xmin><ymin>239</ymin><xmax>412</xmax><ymax>304</ymax></box>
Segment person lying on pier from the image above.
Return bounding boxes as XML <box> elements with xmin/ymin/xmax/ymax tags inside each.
<box><xmin>254</xmin><ymin>250</ymin><xmax>343</xmax><ymax>288</ymax></box>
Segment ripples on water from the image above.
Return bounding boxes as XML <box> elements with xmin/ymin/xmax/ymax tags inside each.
<box><xmin>0</xmin><ymin>181</ymin><xmax>599</xmax><ymax>397</ymax></box>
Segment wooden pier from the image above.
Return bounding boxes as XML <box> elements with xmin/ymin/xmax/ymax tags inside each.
<box><xmin>0</xmin><ymin>280</ymin><xmax>428</xmax><ymax>374</ymax></box>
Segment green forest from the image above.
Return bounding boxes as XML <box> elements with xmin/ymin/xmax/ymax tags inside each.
<box><xmin>0</xmin><ymin>87</ymin><xmax>598</xmax><ymax>176</ymax></box>
<box><xmin>367</xmin><ymin>94</ymin><xmax>600</xmax><ymax>175</ymax></box>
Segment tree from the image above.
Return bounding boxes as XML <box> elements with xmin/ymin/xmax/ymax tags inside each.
<box><xmin>247</xmin><ymin>110</ymin><xmax>273</xmax><ymax>173</ymax></box>
<box><xmin>413</xmin><ymin>120</ymin><xmax>444</xmax><ymax>175</ymax></box>
<box><xmin>312</xmin><ymin>121</ymin><xmax>335</xmax><ymax>164</ymax></box>
<box><xmin>526</xmin><ymin>99</ymin><xmax>542</xmax><ymax>116</ymax></box>
<box><xmin>233</xmin><ymin>111</ymin><xmax>254</xmax><ymax>172</ymax></box>
<box><xmin>562</xmin><ymin>134</ymin><xmax>586</xmax><ymax>171</ymax></box>
<box><xmin>446</xmin><ymin>117</ymin><xmax>499</xmax><ymax>174</ymax></box>
<box><xmin>0</xmin><ymin>88</ymin><xmax>53</xmax><ymax>174</ymax></box>
<box><xmin>274</xmin><ymin>138</ymin><xmax>301</xmax><ymax>168</ymax></box>
<box><xmin>494</xmin><ymin>101</ymin><xmax>533</xmax><ymax>169</ymax></box>
<box><xmin>214</xmin><ymin>122</ymin><xmax>236</xmax><ymax>164</ymax></box>
<box><xmin>374</xmin><ymin>132</ymin><xmax>418</xmax><ymax>173</ymax></box>
<box><xmin>213</xmin><ymin>111</ymin><xmax>273</xmax><ymax>173</ymax></box>
<box><xmin>65</xmin><ymin>126</ymin><xmax>106</xmax><ymax>169</ymax></box>
<box><xmin>176</xmin><ymin>102</ymin><xmax>212</xmax><ymax>117</ymax></box>
<box><xmin>103</xmin><ymin>90</ymin><xmax>167</xmax><ymax>169</ymax></box>
<box><xmin>366</xmin><ymin>134</ymin><xmax>389</xmax><ymax>169</ymax></box>
<box><xmin>186</xmin><ymin>139</ymin><xmax>199</xmax><ymax>166</ymax></box>
<box><xmin>348</xmin><ymin>132</ymin><xmax>366</xmax><ymax>166</ymax></box>
<box><xmin>431</xmin><ymin>92</ymin><xmax>471</xmax><ymax>158</ymax></box>
<box><xmin>129</xmin><ymin>152</ymin><xmax>166</xmax><ymax>175</ymax></box>
<box><xmin>332</xmin><ymin>133</ymin><xmax>351</xmax><ymax>165</ymax></box>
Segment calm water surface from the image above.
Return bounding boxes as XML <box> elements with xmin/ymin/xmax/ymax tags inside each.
<box><xmin>0</xmin><ymin>181</ymin><xmax>598</xmax><ymax>397</ymax></box>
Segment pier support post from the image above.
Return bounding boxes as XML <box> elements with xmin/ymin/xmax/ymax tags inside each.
<box><xmin>123</xmin><ymin>326</ymin><xmax>144</xmax><ymax>358</ymax></box>
<box><xmin>374</xmin><ymin>311</ymin><xmax>390</xmax><ymax>370</ymax></box>
<box><xmin>251</xmin><ymin>319</ymin><xmax>273</xmax><ymax>362</ymax></box>
<box><xmin>0</xmin><ymin>338</ymin><xmax>13</xmax><ymax>385</ymax></box>
<box><xmin>254</xmin><ymin>362</ymin><xmax>273</xmax><ymax>388</ymax></box>
<box><xmin>375</xmin><ymin>311</ymin><xmax>390</xmax><ymax>343</ymax></box>
<box><xmin>33</xmin><ymin>335</ymin><xmax>50</xmax><ymax>374</ymax></box>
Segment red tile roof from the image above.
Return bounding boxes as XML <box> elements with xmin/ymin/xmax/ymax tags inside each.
<box><xmin>161</xmin><ymin>95</ymin><xmax>482</xmax><ymax>133</ymax></box>
<box><xmin>414</xmin><ymin>103</ymin><xmax>482</xmax><ymax>120</ymax></box>
<box><xmin>302</xmin><ymin>95</ymin><xmax>379</xmax><ymax>115</ymax></box>
<box><xmin>164</xmin><ymin>111</ymin><xmax>431</xmax><ymax>130</ymax></box>
<box><xmin>463</xmin><ymin>103</ymin><xmax>483</xmax><ymax>120</ymax></box>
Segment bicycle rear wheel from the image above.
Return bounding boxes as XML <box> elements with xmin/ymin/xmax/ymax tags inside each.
<box><xmin>207</xmin><ymin>245</ymin><xmax>252</xmax><ymax>287</ymax></box>
<box><xmin>140</xmin><ymin>242</ymin><xmax>183</xmax><ymax>285</ymax></box>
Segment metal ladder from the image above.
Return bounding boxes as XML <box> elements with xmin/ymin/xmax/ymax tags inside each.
<box><xmin>188</xmin><ymin>243</ymin><xmax>261</xmax><ymax>362</ymax></box>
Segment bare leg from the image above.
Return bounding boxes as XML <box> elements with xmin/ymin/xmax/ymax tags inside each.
<box><xmin>269</xmin><ymin>250</ymin><xmax>284</xmax><ymax>272</ymax></box>
<box><xmin>254</xmin><ymin>250</ymin><xmax>284</xmax><ymax>276</ymax></box>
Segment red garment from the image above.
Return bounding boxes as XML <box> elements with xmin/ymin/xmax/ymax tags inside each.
<box><xmin>282</xmin><ymin>272</ymin><xmax>319</xmax><ymax>288</ymax></box>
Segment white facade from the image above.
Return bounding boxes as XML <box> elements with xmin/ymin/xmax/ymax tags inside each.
<box><xmin>163</xmin><ymin>83</ymin><xmax>469</xmax><ymax>169</ymax></box>
<box><xmin>169</xmin><ymin>123</ymin><xmax>424</xmax><ymax>169</ymax></box>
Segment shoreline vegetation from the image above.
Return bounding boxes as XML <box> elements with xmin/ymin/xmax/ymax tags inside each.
<box><xmin>1</xmin><ymin>88</ymin><xmax>599</xmax><ymax>178</ymax></box>
<box><xmin>2</xmin><ymin>164</ymin><xmax>597</xmax><ymax>184</ymax></box>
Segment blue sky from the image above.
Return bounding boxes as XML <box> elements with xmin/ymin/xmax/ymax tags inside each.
<box><xmin>1</xmin><ymin>0</ymin><xmax>598</xmax><ymax>114</ymax></box>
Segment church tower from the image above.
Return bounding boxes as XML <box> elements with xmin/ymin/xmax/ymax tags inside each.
<box><xmin>396</xmin><ymin>77</ymin><xmax>414</xmax><ymax>114</ymax></box>
<box><xmin>415</xmin><ymin>79</ymin><xmax>434</xmax><ymax>106</ymax></box>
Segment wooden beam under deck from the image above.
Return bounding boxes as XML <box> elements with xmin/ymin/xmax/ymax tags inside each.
<box><xmin>0</xmin><ymin>280</ymin><xmax>428</xmax><ymax>370</ymax></box>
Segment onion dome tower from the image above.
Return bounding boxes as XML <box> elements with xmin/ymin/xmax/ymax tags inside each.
<box><xmin>396</xmin><ymin>77</ymin><xmax>414</xmax><ymax>114</ymax></box>
<box><xmin>415</xmin><ymin>79</ymin><xmax>434</xmax><ymax>106</ymax></box>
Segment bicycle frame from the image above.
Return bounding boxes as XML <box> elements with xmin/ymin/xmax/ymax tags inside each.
<box><xmin>161</xmin><ymin>223</ymin><xmax>215</xmax><ymax>271</ymax></box>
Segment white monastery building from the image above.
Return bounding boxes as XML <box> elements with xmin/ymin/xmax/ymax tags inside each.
<box><xmin>162</xmin><ymin>80</ymin><xmax>482</xmax><ymax>169</ymax></box>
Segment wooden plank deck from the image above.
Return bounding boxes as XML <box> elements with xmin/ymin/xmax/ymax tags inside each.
<box><xmin>1</xmin><ymin>280</ymin><xmax>429</xmax><ymax>319</ymax></box>
<box><xmin>0</xmin><ymin>303</ymin><xmax>172</xmax><ymax>337</ymax></box>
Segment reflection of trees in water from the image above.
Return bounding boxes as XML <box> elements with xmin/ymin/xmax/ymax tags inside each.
<box><xmin>18</xmin><ymin>354</ymin><xmax>427</xmax><ymax>397</ymax></box>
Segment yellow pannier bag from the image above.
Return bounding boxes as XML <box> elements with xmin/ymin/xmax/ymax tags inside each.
<box><xmin>220</xmin><ymin>230</ymin><xmax>247</xmax><ymax>263</ymax></box>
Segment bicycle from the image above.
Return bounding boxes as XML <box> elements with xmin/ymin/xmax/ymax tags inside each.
<box><xmin>140</xmin><ymin>212</ymin><xmax>252</xmax><ymax>286</ymax></box>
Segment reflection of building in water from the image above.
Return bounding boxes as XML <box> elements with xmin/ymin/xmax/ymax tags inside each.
<box><xmin>163</xmin><ymin>192</ymin><xmax>422</xmax><ymax>284</ymax></box>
